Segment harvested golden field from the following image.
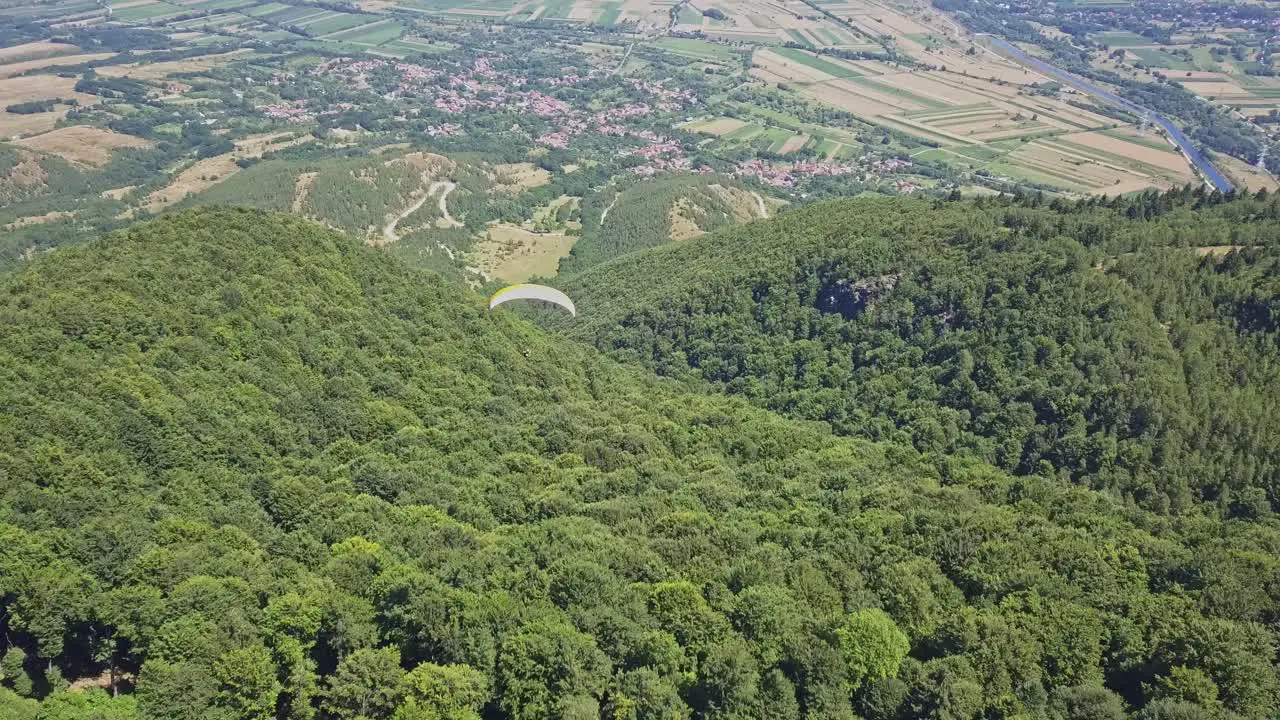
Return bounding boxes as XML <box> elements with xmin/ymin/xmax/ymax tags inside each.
<box><xmin>828</xmin><ymin>77</ymin><xmax>926</xmax><ymax>111</ymax></box>
<box><xmin>136</xmin><ymin>133</ymin><xmax>313</xmax><ymax>214</ymax></box>
<box><xmin>892</xmin><ymin>72</ymin><xmax>995</xmax><ymax>105</ymax></box>
<box><xmin>949</xmin><ymin>120</ymin><xmax>1050</xmax><ymax>141</ymax></box>
<box><xmin>1007</xmin><ymin>143</ymin><xmax>1173</xmax><ymax>194</ymax></box>
<box><xmin>1181</xmin><ymin>78</ymin><xmax>1250</xmax><ymax>97</ymax></box>
<box><xmin>932</xmin><ymin>46</ymin><xmax>1050</xmax><ymax>84</ymax></box>
<box><xmin>0</xmin><ymin>41</ymin><xmax>73</xmax><ymax>62</ymax></box>
<box><xmin>799</xmin><ymin>81</ymin><xmax>902</xmax><ymax>117</ymax></box>
<box><xmin>0</xmin><ymin>75</ymin><xmax>100</xmax><ymax>138</ymax></box>
<box><xmin>748</xmin><ymin>66</ymin><xmax>795</xmax><ymax>87</ymax></box>
<box><xmin>96</xmin><ymin>49</ymin><xmax>254</xmax><ymax>81</ymax></box>
<box><xmin>100</xmin><ymin>185</ymin><xmax>136</xmax><ymax>200</ymax></box>
<box><xmin>471</xmin><ymin>223</ymin><xmax>575</xmax><ymax>284</ymax></box>
<box><xmin>0</xmin><ymin>52</ymin><xmax>114</xmax><ymax>78</ymax></box>
<box><xmin>1059</xmin><ymin>130</ymin><xmax>1192</xmax><ymax>176</ymax></box>
<box><xmin>15</xmin><ymin>126</ymin><xmax>151</xmax><ymax>167</ymax></box>
<box><xmin>2</xmin><ymin>210</ymin><xmax>75</xmax><ymax>230</ymax></box>
<box><xmin>1214</xmin><ymin>152</ymin><xmax>1280</xmax><ymax>192</ymax></box>
<box><xmin>752</xmin><ymin>49</ymin><xmax>835</xmax><ymax>84</ymax></box>
<box><xmin>490</xmin><ymin>162</ymin><xmax>551</xmax><ymax>192</ymax></box>
<box><xmin>668</xmin><ymin>199</ymin><xmax>705</xmax><ymax>241</ymax></box>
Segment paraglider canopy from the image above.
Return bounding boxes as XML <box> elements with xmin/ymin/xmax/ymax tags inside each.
<box><xmin>488</xmin><ymin>284</ymin><xmax>576</xmax><ymax>317</ymax></box>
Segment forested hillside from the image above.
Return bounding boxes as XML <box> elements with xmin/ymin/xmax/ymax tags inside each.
<box><xmin>562</xmin><ymin>189</ymin><xmax>1280</xmax><ymax>515</ymax></box>
<box><xmin>1</xmin><ymin>207</ymin><xmax>1279</xmax><ymax>720</ymax></box>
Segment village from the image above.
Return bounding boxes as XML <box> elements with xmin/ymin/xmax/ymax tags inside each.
<box><xmin>252</xmin><ymin>47</ymin><xmax>926</xmax><ymax>194</ymax></box>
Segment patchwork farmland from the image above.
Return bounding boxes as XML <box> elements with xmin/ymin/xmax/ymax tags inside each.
<box><xmin>751</xmin><ymin>42</ymin><xmax>1200</xmax><ymax>193</ymax></box>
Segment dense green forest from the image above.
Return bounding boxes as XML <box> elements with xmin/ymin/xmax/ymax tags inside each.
<box><xmin>1</xmin><ymin>205</ymin><xmax>1279</xmax><ymax>720</ymax></box>
<box><xmin>561</xmin><ymin>189</ymin><xmax>1280</xmax><ymax>513</ymax></box>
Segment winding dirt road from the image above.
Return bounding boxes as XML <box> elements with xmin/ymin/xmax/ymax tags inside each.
<box><xmin>430</xmin><ymin>180</ymin><xmax>462</xmax><ymax>228</ymax></box>
<box><xmin>382</xmin><ymin>192</ymin><xmax>431</xmax><ymax>243</ymax></box>
<box><xmin>381</xmin><ymin>180</ymin><xmax>461</xmax><ymax>243</ymax></box>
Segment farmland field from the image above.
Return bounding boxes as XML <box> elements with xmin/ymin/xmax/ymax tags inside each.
<box><xmin>241</xmin><ymin>1</ymin><xmax>290</xmax><ymax>15</ymax></box>
<box><xmin>769</xmin><ymin>47</ymin><xmax>865</xmax><ymax>78</ymax></box>
<box><xmin>320</xmin><ymin>18</ymin><xmax>405</xmax><ymax>43</ymax></box>
<box><xmin>649</xmin><ymin>37</ymin><xmax>735</xmax><ymax>62</ymax></box>
<box><xmin>13</xmin><ymin>126</ymin><xmax>151</xmax><ymax>167</ymax></box>
<box><xmin>114</xmin><ymin>0</ymin><xmax>184</xmax><ymax>21</ymax></box>
<box><xmin>299</xmin><ymin>11</ymin><xmax>375</xmax><ymax>35</ymax></box>
<box><xmin>1128</xmin><ymin>48</ymin><xmax>1195</xmax><ymax>70</ymax></box>
<box><xmin>182</xmin><ymin>0</ymin><xmax>256</xmax><ymax>10</ymax></box>
<box><xmin>1090</xmin><ymin>30</ymin><xmax>1151</xmax><ymax>47</ymax></box>
<box><xmin>472</xmin><ymin>223</ymin><xmax>575</xmax><ymax>283</ymax></box>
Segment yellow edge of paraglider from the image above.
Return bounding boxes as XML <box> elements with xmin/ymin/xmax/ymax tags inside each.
<box><xmin>488</xmin><ymin>284</ymin><xmax>534</xmax><ymax>306</ymax></box>
<box><xmin>487</xmin><ymin>283</ymin><xmax>577</xmax><ymax>316</ymax></box>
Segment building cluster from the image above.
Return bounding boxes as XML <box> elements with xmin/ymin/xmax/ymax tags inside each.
<box><xmin>735</xmin><ymin>159</ymin><xmax>860</xmax><ymax>187</ymax></box>
<box><xmin>256</xmin><ymin>54</ymin><xmax>919</xmax><ymax>192</ymax></box>
<box><xmin>270</xmin><ymin>54</ymin><xmax>700</xmax><ymax>156</ymax></box>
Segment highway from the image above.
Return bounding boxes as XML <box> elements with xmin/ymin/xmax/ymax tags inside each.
<box><xmin>982</xmin><ymin>34</ymin><xmax>1234</xmax><ymax>191</ymax></box>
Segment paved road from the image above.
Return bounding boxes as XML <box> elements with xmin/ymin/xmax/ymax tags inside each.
<box><xmin>982</xmin><ymin>35</ymin><xmax>1233</xmax><ymax>192</ymax></box>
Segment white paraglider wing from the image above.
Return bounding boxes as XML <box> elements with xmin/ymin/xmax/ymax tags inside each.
<box><xmin>488</xmin><ymin>284</ymin><xmax>577</xmax><ymax>316</ymax></box>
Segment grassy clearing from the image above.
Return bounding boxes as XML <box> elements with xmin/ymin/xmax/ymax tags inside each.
<box><xmin>379</xmin><ymin>37</ymin><xmax>452</xmax><ymax>55</ymax></box>
<box><xmin>650</xmin><ymin>37</ymin><xmax>734</xmax><ymax>62</ymax></box>
<box><xmin>757</xmin><ymin>127</ymin><xmax>793</xmax><ymax>150</ymax></box>
<box><xmin>1129</xmin><ymin>48</ymin><xmax>1195</xmax><ymax>70</ymax></box>
<box><xmin>1090</xmin><ymin>30</ymin><xmax>1150</xmax><ymax>47</ymax></box>
<box><xmin>322</xmin><ymin>18</ymin><xmax>404</xmax><ymax>43</ymax></box>
<box><xmin>596</xmin><ymin>3</ymin><xmax>621</xmax><ymax>25</ymax></box>
<box><xmin>913</xmin><ymin>148</ymin><xmax>952</xmax><ymax>163</ymax></box>
<box><xmin>242</xmin><ymin>1</ymin><xmax>290</xmax><ymax>16</ymax></box>
<box><xmin>951</xmin><ymin>143</ymin><xmax>1005</xmax><ymax>161</ymax></box>
<box><xmin>677</xmin><ymin>3</ymin><xmax>702</xmax><ymax>24</ymax></box>
<box><xmin>739</xmin><ymin>104</ymin><xmax>806</xmax><ymax>130</ymax></box>
<box><xmin>183</xmin><ymin>0</ymin><xmax>255</xmax><ymax>10</ymax></box>
<box><xmin>771</xmin><ymin>47</ymin><xmax>863</xmax><ymax>78</ymax></box>
<box><xmin>263</xmin><ymin>5</ymin><xmax>318</xmax><ymax>22</ymax></box>
<box><xmin>170</xmin><ymin>12</ymin><xmax>245</xmax><ymax>28</ymax></box>
<box><xmin>1189</xmin><ymin>47</ymin><xmax>1222</xmax><ymax>71</ymax></box>
<box><xmin>301</xmin><ymin>12</ymin><xmax>372</xmax><ymax>34</ymax></box>
<box><xmin>722</xmin><ymin>122</ymin><xmax>766</xmax><ymax>142</ymax></box>
<box><xmin>541</xmin><ymin>0</ymin><xmax>574</xmax><ymax>20</ymax></box>
<box><xmin>115</xmin><ymin>0</ymin><xmax>183</xmax><ymax>21</ymax></box>
<box><xmin>785</xmin><ymin>29</ymin><xmax>813</xmax><ymax>47</ymax></box>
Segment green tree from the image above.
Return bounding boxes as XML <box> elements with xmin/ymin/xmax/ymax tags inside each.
<box><xmin>604</xmin><ymin>668</ymin><xmax>690</xmax><ymax>720</ymax></box>
<box><xmin>214</xmin><ymin>646</ymin><xmax>280</xmax><ymax>720</ymax></box>
<box><xmin>1052</xmin><ymin>685</ymin><xmax>1126</xmax><ymax>720</ymax></box>
<box><xmin>394</xmin><ymin>663</ymin><xmax>489</xmax><ymax>720</ymax></box>
<box><xmin>496</xmin><ymin>621</ymin><xmax>610</xmax><ymax>720</ymax></box>
<box><xmin>136</xmin><ymin>659</ymin><xmax>221</xmax><ymax>720</ymax></box>
<box><xmin>1</xmin><ymin>647</ymin><xmax>33</xmax><ymax>698</ymax></box>
<box><xmin>837</xmin><ymin>609</ymin><xmax>910</xmax><ymax>690</ymax></box>
<box><xmin>322</xmin><ymin>647</ymin><xmax>404</xmax><ymax>720</ymax></box>
<box><xmin>1146</xmin><ymin>666</ymin><xmax>1221</xmax><ymax>712</ymax></box>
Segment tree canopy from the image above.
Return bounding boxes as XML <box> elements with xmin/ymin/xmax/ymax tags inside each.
<box><xmin>0</xmin><ymin>204</ymin><xmax>1277</xmax><ymax>719</ymax></box>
